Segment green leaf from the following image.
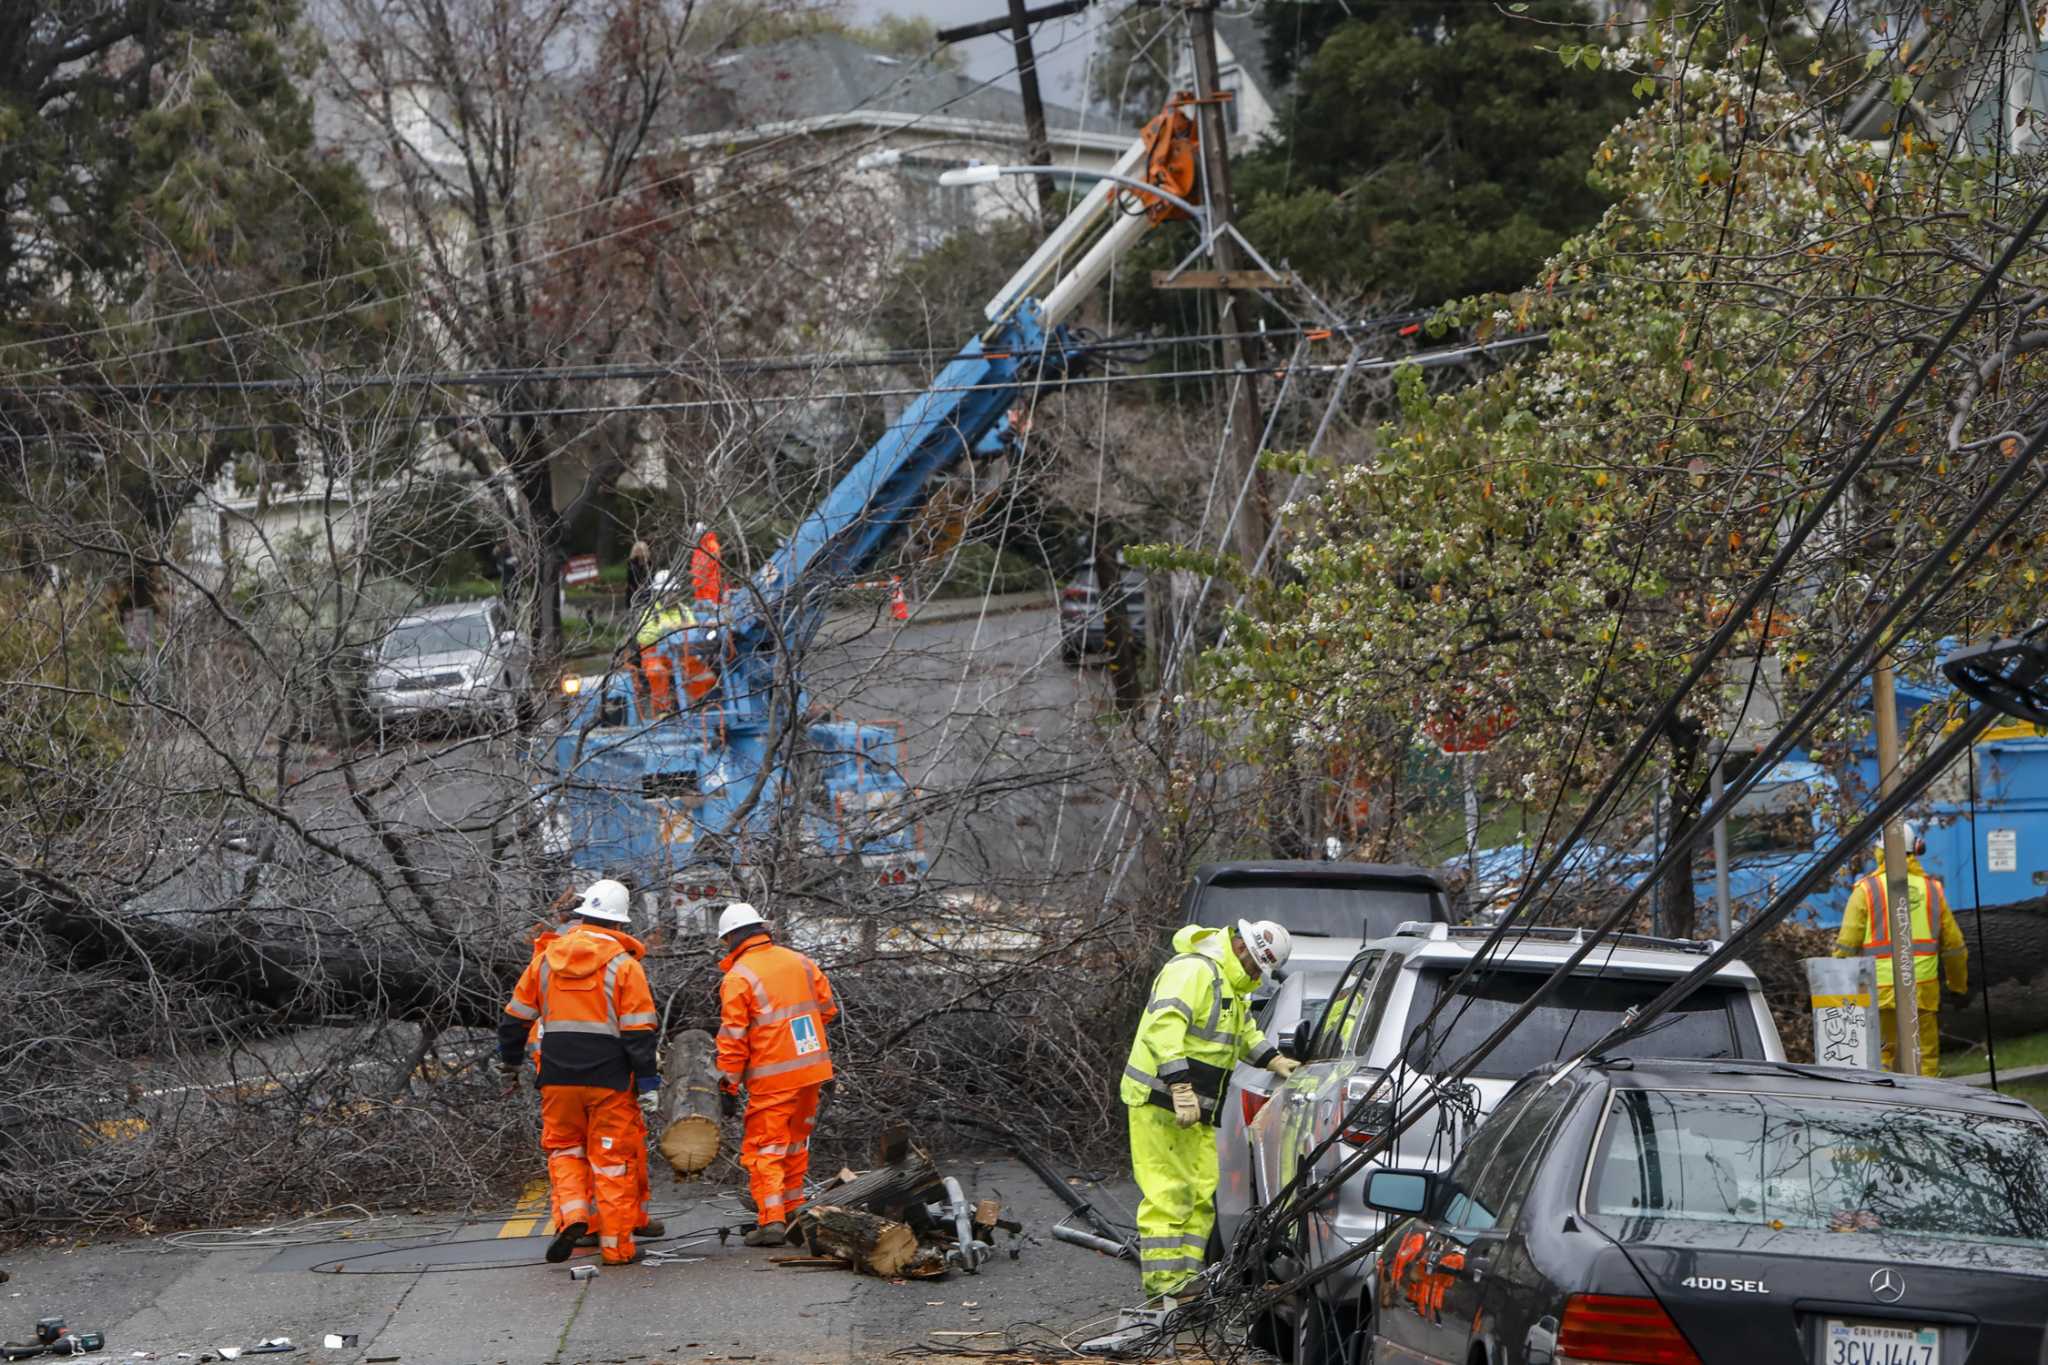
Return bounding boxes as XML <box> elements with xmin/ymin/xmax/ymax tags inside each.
<box><xmin>1581</xmin><ymin>46</ymin><xmax>1603</xmax><ymax>69</ymax></box>
<box><xmin>1559</xmin><ymin>42</ymin><xmax>1581</xmax><ymax>66</ymax></box>
<box><xmin>1889</xmin><ymin>74</ymin><xmax>1913</xmax><ymax>105</ymax></box>
<box><xmin>1633</xmin><ymin>75</ymin><xmax>1658</xmax><ymax>98</ymax></box>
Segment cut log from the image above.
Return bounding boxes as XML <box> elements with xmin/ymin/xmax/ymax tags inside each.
<box><xmin>656</xmin><ymin>1028</ymin><xmax>722</xmax><ymax>1177</ymax></box>
<box><xmin>803</xmin><ymin>1205</ymin><xmax>922</xmax><ymax>1277</ymax></box>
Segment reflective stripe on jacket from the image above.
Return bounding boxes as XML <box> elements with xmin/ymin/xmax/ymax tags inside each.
<box><xmin>1120</xmin><ymin>924</ymin><xmax>1273</xmax><ymax>1122</ymax></box>
<box><xmin>1834</xmin><ymin>861</ymin><xmax>1967</xmax><ymax>993</ymax></box>
<box><xmin>717</xmin><ymin>933</ymin><xmax>837</xmax><ymax>1093</ymax></box>
<box><xmin>498</xmin><ymin>923</ymin><xmax>660</xmax><ymax>1091</ymax></box>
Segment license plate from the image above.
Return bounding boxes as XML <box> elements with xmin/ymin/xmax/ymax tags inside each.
<box><xmin>1820</xmin><ymin>1320</ymin><xmax>1940</xmax><ymax>1365</ymax></box>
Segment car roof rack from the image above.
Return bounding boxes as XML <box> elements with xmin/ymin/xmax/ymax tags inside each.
<box><xmin>1430</xmin><ymin>925</ymin><xmax>1719</xmax><ymax>955</ymax></box>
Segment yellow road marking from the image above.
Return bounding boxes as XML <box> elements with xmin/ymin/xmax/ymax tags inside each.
<box><xmin>497</xmin><ymin>1178</ymin><xmax>554</xmax><ymax>1238</ymax></box>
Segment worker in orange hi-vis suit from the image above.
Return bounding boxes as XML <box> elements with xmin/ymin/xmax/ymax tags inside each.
<box><xmin>713</xmin><ymin>902</ymin><xmax>837</xmax><ymax>1247</ymax></box>
<box><xmin>498</xmin><ymin>879</ymin><xmax>662</xmax><ymax>1266</ymax></box>
<box><xmin>520</xmin><ymin>890</ymin><xmax>661</xmax><ymax>1247</ymax></box>
<box><xmin>689</xmin><ymin>522</ymin><xmax>723</xmax><ymax>607</ymax></box>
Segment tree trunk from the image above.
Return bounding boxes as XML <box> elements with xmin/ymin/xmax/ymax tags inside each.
<box><xmin>13</xmin><ymin>873</ymin><xmax>520</xmax><ymax>1027</ymax></box>
<box><xmin>1658</xmin><ymin>718</ymin><xmax>1706</xmax><ymax>939</ymax></box>
<box><xmin>656</xmin><ymin>1027</ymin><xmax>723</xmax><ymax>1177</ymax></box>
<box><xmin>1095</xmin><ymin>541</ymin><xmax>1140</xmax><ymax>713</ymax></box>
<box><xmin>1942</xmin><ymin>905</ymin><xmax>2048</xmax><ymax>1042</ymax></box>
<box><xmin>800</xmin><ymin>1206</ymin><xmax>922</xmax><ymax>1277</ymax></box>
<box><xmin>514</xmin><ymin>435</ymin><xmax>562</xmax><ymax>656</ymax></box>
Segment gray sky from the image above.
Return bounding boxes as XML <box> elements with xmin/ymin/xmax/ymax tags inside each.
<box><xmin>841</xmin><ymin>0</ymin><xmax>1119</xmax><ymax>112</ymax></box>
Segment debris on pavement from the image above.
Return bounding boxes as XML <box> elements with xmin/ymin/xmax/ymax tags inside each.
<box><xmin>784</xmin><ymin>1124</ymin><xmax>1022</xmax><ymax>1280</ymax></box>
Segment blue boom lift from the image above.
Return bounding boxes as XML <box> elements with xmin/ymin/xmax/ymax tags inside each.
<box><xmin>533</xmin><ymin>122</ymin><xmax>1192</xmax><ymax>934</ymax></box>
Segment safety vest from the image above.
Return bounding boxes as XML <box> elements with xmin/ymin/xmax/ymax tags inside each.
<box><xmin>636</xmin><ymin>601</ymin><xmax>697</xmax><ymax>647</ymax></box>
<box><xmin>1851</xmin><ymin>871</ymin><xmax>1948</xmax><ymax>988</ymax></box>
<box><xmin>1120</xmin><ymin>925</ymin><xmax>1274</xmax><ymax>1123</ymax></box>
<box><xmin>499</xmin><ymin>924</ymin><xmax>660</xmax><ymax>1091</ymax></box>
<box><xmin>717</xmin><ymin>934</ymin><xmax>837</xmax><ymax>1093</ymax></box>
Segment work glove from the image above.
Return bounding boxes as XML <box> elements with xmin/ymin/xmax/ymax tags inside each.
<box><xmin>721</xmin><ymin>1087</ymin><xmax>740</xmax><ymax>1119</ymax></box>
<box><xmin>1268</xmin><ymin>1055</ymin><xmax>1301</xmax><ymax>1080</ymax></box>
<box><xmin>638</xmin><ymin>1088</ymin><xmax>661</xmax><ymax>1116</ymax></box>
<box><xmin>1169</xmin><ymin>1082</ymin><xmax>1201</xmax><ymax>1129</ymax></box>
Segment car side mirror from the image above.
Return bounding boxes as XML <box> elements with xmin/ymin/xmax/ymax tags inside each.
<box><xmin>1277</xmin><ymin>1025</ymin><xmax>1304</xmax><ymax>1061</ymax></box>
<box><xmin>1364</xmin><ymin>1169</ymin><xmax>1436</xmax><ymax>1217</ymax></box>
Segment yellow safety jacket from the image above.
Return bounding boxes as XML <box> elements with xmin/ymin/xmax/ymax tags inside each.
<box><xmin>1833</xmin><ymin>856</ymin><xmax>1968</xmax><ymax>1003</ymax></box>
<box><xmin>635</xmin><ymin>601</ymin><xmax>696</xmax><ymax>648</ymax></box>
<box><xmin>1121</xmin><ymin>924</ymin><xmax>1275</xmax><ymax>1124</ymax></box>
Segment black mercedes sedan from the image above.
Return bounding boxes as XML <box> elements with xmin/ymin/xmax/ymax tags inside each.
<box><xmin>1361</xmin><ymin>1058</ymin><xmax>2048</xmax><ymax>1365</ymax></box>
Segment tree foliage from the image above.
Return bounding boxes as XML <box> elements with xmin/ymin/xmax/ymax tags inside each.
<box><xmin>1204</xmin><ymin>26</ymin><xmax>2048</xmax><ymax>928</ymax></box>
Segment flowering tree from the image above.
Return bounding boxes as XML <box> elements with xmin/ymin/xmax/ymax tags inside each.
<box><xmin>1200</xmin><ymin>22</ymin><xmax>2048</xmax><ymax>933</ymax></box>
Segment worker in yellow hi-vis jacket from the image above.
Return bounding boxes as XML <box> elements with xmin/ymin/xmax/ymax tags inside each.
<box><xmin>1833</xmin><ymin>822</ymin><xmax>1968</xmax><ymax>1075</ymax></box>
<box><xmin>1120</xmin><ymin>919</ymin><xmax>1297</xmax><ymax>1302</ymax></box>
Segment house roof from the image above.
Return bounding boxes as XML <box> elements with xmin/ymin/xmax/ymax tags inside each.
<box><xmin>684</xmin><ymin>34</ymin><xmax>1116</xmax><ymax>139</ymax></box>
<box><xmin>1211</xmin><ymin>12</ymin><xmax>1278</xmax><ymax>107</ymax></box>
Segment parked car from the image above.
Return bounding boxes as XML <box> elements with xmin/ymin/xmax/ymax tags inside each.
<box><xmin>1247</xmin><ymin>922</ymin><xmax>1785</xmax><ymax>1363</ymax></box>
<box><xmin>1215</xmin><ymin>962</ymin><xmax>1345</xmax><ymax>1258</ymax></box>
<box><xmin>364</xmin><ymin>598</ymin><xmax>531</xmax><ymax>735</ymax></box>
<box><xmin>1182</xmin><ymin>861</ymin><xmax>1452</xmax><ymax>981</ymax></box>
<box><xmin>1058</xmin><ymin>565</ymin><xmax>1147</xmax><ymax>661</ymax></box>
<box><xmin>1362</xmin><ymin>1057</ymin><xmax>2048</xmax><ymax>1365</ymax></box>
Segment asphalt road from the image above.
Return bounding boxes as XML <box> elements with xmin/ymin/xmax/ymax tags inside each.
<box><xmin>0</xmin><ymin>1159</ymin><xmax>1145</xmax><ymax>1365</ymax></box>
<box><xmin>297</xmin><ymin>592</ymin><xmax>1128</xmax><ymax>901</ymax></box>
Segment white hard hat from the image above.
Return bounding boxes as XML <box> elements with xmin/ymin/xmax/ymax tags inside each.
<box><xmin>575</xmin><ymin>878</ymin><xmax>633</xmax><ymax>925</ymax></box>
<box><xmin>1236</xmin><ymin>919</ymin><xmax>1292</xmax><ymax>976</ymax></box>
<box><xmin>1876</xmin><ymin>821</ymin><xmax>1925</xmax><ymax>856</ymax></box>
<box><xmin>718</xmin><ymin>902</ymin><xmax>766</xmax><ymax>939</ymax></box>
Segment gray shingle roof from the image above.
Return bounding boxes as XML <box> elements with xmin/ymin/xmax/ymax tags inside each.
<box><xmin>685</xmin><ymin>34</ymin><xmax>1108</xmax><ymax>136</ymax></box>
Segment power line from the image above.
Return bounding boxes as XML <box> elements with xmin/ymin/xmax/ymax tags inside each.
<box><xmin>1</xmin><ymin>309</ymin><xmax>1447</xmax><ymax>399</ymax></box>
<box><xmin>20</xmin><ymin>334</ymin><xmax>1546</xmax><ymax>444</ymax></box>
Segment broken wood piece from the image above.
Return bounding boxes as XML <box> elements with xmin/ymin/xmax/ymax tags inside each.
<box><xmin>800</xmin><ymin>1142</ymin><xmax>942</xmax><ymax>1225</ymax></box>
<box><xmin>1150</xmin><ymin>268</ymin><xmax>1287</xmax><ymax>291</ymax></box>
<box><xmin>802</xmin><ymin>1205</ymin><xmax>923</xmax><ymax>1277</ymax></box>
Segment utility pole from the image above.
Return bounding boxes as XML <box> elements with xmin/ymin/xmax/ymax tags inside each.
<box><xmin>936</xmin><ymin>1</ymin><xmax>1089</xmax><ymax>230</ymax></box>
<box><xmin>1006</xmin><ymin>0</ymin><xmax>1059</xmax><ymax>228</ymax></box>
<box><xmin>1710</xmin><ymin>753</ymin><xmax>1733</xmax><ymax>939</ymax></box>
<box><xmin>1871</xmin><ymin>653</ymin><xmax>1924</xmax><ymax>1076</ymax></box>
<box><xmin>1183</xmin><ymin>1</ymin><xmax>1270</xmax><ymax>570</ymax></box>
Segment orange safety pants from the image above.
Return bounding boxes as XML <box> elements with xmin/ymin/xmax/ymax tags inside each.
<box><xmin>545</xmin><ymin>1103</ymin><xmax>650</xmax><ymax>1231</ymax></box>
<box><xmin>639</xmin><ymin>646</ymin><xmax>675</xmax><ymax>717</ymax></box>
<box><xmin>740</xmin><ymin>1083</ymin><xmax>821</xmax><ymax>1227</ymax></box>
<box><xmin>540</xmin><ymin>1084</ymin><xmax>644</xmax><ymax>1264</ymax></box>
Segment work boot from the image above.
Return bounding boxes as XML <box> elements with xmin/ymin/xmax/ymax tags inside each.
<box><xmin>634</xmin><ymin>1219</ymin><xmax>666</xmax><ymax>1238</ymax></box>
<box><xmin>742</xmin><ymin>1221</ymin><xmax>786</xmax><ymax>1247</ymax></box>
<box><xmin>545</xmin><ymin>1220</ymin><xmax>590</xmax><ymax>1264</ymax></box>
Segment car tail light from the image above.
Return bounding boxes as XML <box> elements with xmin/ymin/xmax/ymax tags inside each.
<box><xmin>1061</xmin><ymin>587</ymin><xmax>1089</xmax><ymax>602</ymax></box>
<box><xmin>1340</xmin><ymin>1077</ymin><xmax>1393</xmax><ymax>1146</ymax></box>
<box><xmin>1557</xmin><ymin>1294</ymin><xmax>1702</xmax><ymax>1364</ymax></box>
<box><xmin>1241</xmin><ymin>1089</ymin><xmax>1269</xmax><ymax>1127</ymax></box>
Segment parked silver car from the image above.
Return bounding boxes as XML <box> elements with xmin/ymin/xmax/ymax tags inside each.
<box><xmin>1213</xmin><ymin>963</ymin><xmax>1343</xmax><ymax>1258</ymax></box>
<box><xmin>364</xmin><ymin>599</ymin><xmax>530</xmax><ymax>734</ymax></box>
<box><xmin>1243</xmin><ymin>922</ymin><xmax>1786</xmax><ymax>1364</ymax></box>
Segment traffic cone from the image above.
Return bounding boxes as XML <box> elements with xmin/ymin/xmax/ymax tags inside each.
<box><xmin>890</xmin><ymin>577</ymin><xmax>910</xmax><ymax>622</ymax></box>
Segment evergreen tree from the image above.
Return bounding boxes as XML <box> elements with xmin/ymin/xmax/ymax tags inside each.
<box><xmin>1236</xmin><ymin>1</ymin><xmax>1635</xmax><ymax>306</ymax></box>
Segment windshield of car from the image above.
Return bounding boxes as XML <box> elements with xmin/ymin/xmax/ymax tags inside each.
<box><xmin>1400</xmin><ymin>968</ymin><xmax>1747</xmax><ymax>1078</ymax></box>
<box><xmin>1589</xmin><ymin>1089</ymin><xmax>2048</xmax><ymax>1248</ymax></box>
<box><xmin>1193</xmin><ymin>879</ymin><xmax>1438</xmax><ymax>939</ymax></box>
<box><xmin>383</xmin><ymin>615</ymin><xmax>493</xmax><ymax>659</ymax></box>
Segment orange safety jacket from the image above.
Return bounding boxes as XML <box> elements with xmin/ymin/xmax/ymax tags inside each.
<box><xmin>499</xmin><ymin>924</ymin><xmax>660</xmax><ymax>1092</ymax></box>
<box><xmin>716</xmin><ymin>932</ymin><xmax>837</xmax><ymax>1094</ymax></box>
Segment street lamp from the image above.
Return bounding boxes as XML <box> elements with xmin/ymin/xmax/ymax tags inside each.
<box><xmin>936</xmin><ymin>162</ymin><xmax>1208</xmax><ymax>225</ymax></box>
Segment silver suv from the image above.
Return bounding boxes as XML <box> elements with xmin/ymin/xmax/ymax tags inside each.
<box><xmin>1243</xmin><ymin>922</ymin><xmax>1786</xmax><ymax>1364</ymax></box>
<box><xmin>364</xmin><ymin>598</ymin><xmax>530</xmax><ymax>735</ymax></box>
